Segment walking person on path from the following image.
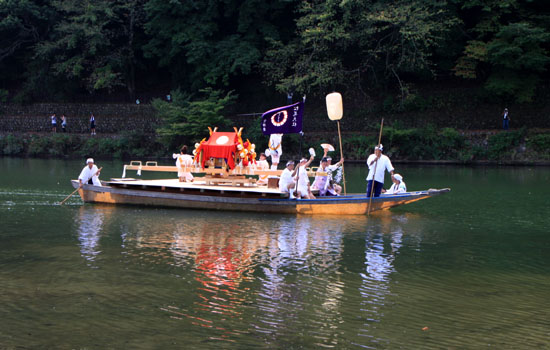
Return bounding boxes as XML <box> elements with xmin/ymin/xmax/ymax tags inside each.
<box><xmin>50</xmin><ymin>113</ymin><xmax>57</xmax><ymax>133</ymax></box>
<box><xmin>502</xmin><ymin>108</ymin><xmax>510</xmax><ymax>130</ymax></box>
<box><xmin>90</xmin><ymin>113</ymin><xmax>96</xmax><ymax>135</ymax></box>
<box><xmin>61</xmin><ymin>114</ymin><xmax>67</xmax><ymax>133</ymax></box>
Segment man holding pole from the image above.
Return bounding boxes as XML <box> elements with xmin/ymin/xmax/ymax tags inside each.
<box><xmin>366</xmin><ymin>144</ymin><xmax>394</xmax><ymax>197</ymax></box>
<box><xmin>79</xmin><ymin>158</ymin><xmax>102</xmax><ymax>187</ymax></box>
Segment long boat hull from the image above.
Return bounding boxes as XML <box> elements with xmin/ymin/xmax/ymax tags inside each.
<box><xmin>71</xmin><ymin>179</ymin><xmax>450</xmax><ymax>215</ymax></box>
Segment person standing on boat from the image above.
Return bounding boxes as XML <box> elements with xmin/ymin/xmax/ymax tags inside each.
<box><xmin>79</xmin><ymin>158</ymin><xmax>102</xmax><ymax>187</ymax></box>
<box><xmin>279</xmin><ymin>160</ymin><xmax>297</xmax><ymax>195</ymax></box>
<box><xmin>255</xmin><ymin>153</ymin><xmax>270</xmax><ymax>185</ymax></box>
<box><xmin>296</xmin><ymin>156</ymin><xmax>315</xmax><ymax>199</ymax></box>
<box><xmin>320</xmin><ymin>147</ymin><xmax>344</xmax><ymax>195</ymax></box>
<box><xmin>268</xmin><ymin>133</ymin><xmax>283</xmax><ymax>170</ymax></box>
<box><xmin>384</xmin><ymin>174</ymin><xmax>407</xmax><ymax>194</ymax></box>
<box><xmin>176</xmin><ymin>146</ymin><xmax>194</xmax><ymax>182</ymax></box>
<box><xmin>366</xmin><ymin>144</ymin><xmax>394</xmax><ymax>197</ymax></box>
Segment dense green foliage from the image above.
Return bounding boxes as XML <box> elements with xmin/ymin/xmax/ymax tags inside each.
<box><xmin>153</xmin><ymin>88</ymin><xmax>237</xmax><ymax>149</ymax></box>
<box><xmin>1</xmin><ymin>128</ymin><xmax>548</xmax><ymax>162</ymax></box>
<box><xmin>0</xmin><ymin>132</ymin><xmax>167</xmax><ymax>158</ymax></box>
<box><xmin>2</xmin><ymin>0</ymin><xmax>550</xmax><ymax>108</ymax></box>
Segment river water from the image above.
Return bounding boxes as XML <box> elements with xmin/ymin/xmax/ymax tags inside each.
<box><xmin>1</xmin><ymin>158</ymin><xmax>549</xmax><ymax>349</ymax></box>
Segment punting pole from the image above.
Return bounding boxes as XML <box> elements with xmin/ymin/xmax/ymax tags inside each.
<box><xmin>367</xmin><ymin>119</ymin><xmax>384</xmax><ymax>216</ymax></box>
<box><xmin>60</xmin><ymin>167</ymin><xmax>103</xmax><ymax>205</ymax></box>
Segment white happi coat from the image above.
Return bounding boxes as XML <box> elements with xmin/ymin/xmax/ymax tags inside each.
<box><xmin>176</xmin><ymin>154</ymin><xmax>194</xmax><ymax>181</ymax></box>
<box><xmin>279</xmin><ymin>167</ymin><xmax>294</xmax><ymax>192</ymax></box>
<box><xmin>312</xmin><ymin>165</ymin><xmax>329</xmax><ymax>195</ymax></box>
<box><xmin>79</xmin><ymin>165</ymin><xmax>102</xmax><ymax>186</ymax></box>
<box><xmin>296</xmin><ymin>165</ymin><xmax>310</xmax><ymax>197</ymax></box>
<box><xmin>386</xmin><ymin>181</ymin><xmax>407</xmax><ymax>194</ymax></box>
<box><xmin>255</xmin><ymin>159</ymin><xmax>270</xmax><ymax>185</ymax></box>
<box><xmin>366</xmin><ymin>154</ymin><xmax>394</xmax><ymax>184</ymax></box>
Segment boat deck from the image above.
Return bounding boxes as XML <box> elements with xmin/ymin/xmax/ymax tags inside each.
<box><xmin>106</xmin><ymin>178</ymin><xmax>287</xmax><ymax>195</ymax></box>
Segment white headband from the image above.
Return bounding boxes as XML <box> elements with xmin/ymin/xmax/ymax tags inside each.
<box><xmin>86</xmin><ymin>158</ymin><xmax>94</xmax><ymax>164</ymax></box>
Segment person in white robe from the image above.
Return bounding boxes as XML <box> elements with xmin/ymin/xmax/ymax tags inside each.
<box><xmin>268</xmin><ymin>133</ymin><xmax>283</xmax><ymax>170</ymax></box>
<box><xmin>78</xmin><ymin>158</ymin><xmax>102</xmax><ymax>187</ymax></box>
<box><xmin>279</xmin><ymin>161</ymin><xmax>297</xmax><ymax>197</ymax></box>
<box><xmin>366</xmin><ymin>144</ymin><xmax>394</xmax><ymax>197</ymax></box>
<box><xmin>295</xmin><ymin>156</ymin><xmax>315</xmax><ymax>199</ymax></box>
<box><xmin>384</xmin><ymin>173</ymin><xmax>407</xmax><ymax>194</ymax></box>
<box><xmin>321</xmin><ymin>146</ymin><xmax>344</xmax><ymax>195</ymax></box>
<box><xmin>312</xmin><ymin>157</ymin><xmax>335</xmax><ymax>196</ymax></box>
<box><xmin>255</xmin><ymin>153</ymin><xmax>270</xmax><ymax>185</ymax></box>
<box><xmin>175</xmin><ymin>146</ymin><xmax>194</xmax><ymax>182</ymax></box>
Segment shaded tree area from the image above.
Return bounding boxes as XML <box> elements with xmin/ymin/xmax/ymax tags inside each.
<box><xmin>1</xmin><ymin>0</ymin><xmax>550</xmax><ymax>115</ymax></box>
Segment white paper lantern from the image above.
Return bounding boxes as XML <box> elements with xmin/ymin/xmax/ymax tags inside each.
<box><xmin>326</xmin><ymin>92</ymin><xmax>343</xmax><ymax>121</ymax></box>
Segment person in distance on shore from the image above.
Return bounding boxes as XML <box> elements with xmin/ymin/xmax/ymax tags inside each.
<box><xmin>502</xmin><ymin>108</ymin><xmax>510</xmax><ymax>130</ymax></box>
<box><xmin>366</xmin><ymin>144</ymin><xmax>394</xmax><ymax>197</ymax></box>
<box><xmin>50</xmin><ymin>113</ymin><xmax>57</xmax><ymax>133</ymax></box>
<box><xmin>90</xmin><ymin>113</ymin><xmax>96</xmax><ymax>135</ymax></box>
<box><xmin>61</xmin><ymin>114</ymin><xmax>67</xmax><ymax>133</ymax></box>
<box><xmin>78</xmin><ymin>158</ymin><xmax>102</xmax><ymax>187</ymax></box>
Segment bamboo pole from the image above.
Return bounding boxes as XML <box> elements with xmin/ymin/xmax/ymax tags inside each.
<box><xmin>367</xmin><ymin>120</ymin><xmax>384</xmax><ymax>216</ymax></box>
<box><xmin>337</xmin><ymin>120</ymin><xmax>346</xmax><ymax>195</ymax></box>
<box><xmin>59</xmin><ymin>167</ymin><xmax>102</xmax><ymax>205</ymax></box>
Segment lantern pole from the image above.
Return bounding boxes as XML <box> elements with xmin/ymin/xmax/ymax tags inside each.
<box><xmin>326</xmin><ymin>93</ymin><xmax>346</xmax><ymax>195</ymax></box>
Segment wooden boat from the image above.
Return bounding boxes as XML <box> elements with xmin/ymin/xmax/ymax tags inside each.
<box><xmin>70</xmin><ymin>126</ymin><xmax>450</xmax><ymax>214</ymax></box>
<box><xmin>70</xmin><ymin>175</ymin><xmax>450</xmax><ymax>215</ymax></box>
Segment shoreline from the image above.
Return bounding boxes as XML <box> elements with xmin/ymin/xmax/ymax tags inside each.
<box><xmin>1</xmin><ymin>131</ymin><xmax>549</xmax><ymax>167</ymax></box>
<box><xmin>1</xmin><ymin>154</ymin><xmax>548</xmax><ymax>167</ymax></box>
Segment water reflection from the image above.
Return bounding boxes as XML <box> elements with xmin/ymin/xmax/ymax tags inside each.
<box><xmin>71</xmin><ymin>207</ymin><xmax>417</xmax><ymax>347</ymax></box>
<box><xmin>76</xmin><ymin>206</ymin><xmax>106</xmax><ymax>267</ymax></box>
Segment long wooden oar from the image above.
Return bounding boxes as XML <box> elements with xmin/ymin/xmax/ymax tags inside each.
<box><xmin>367</xmin><ymin>119</ymin><xmax>384</xmax><ymax>216</ymax></box>
<box><xmin>59</xmin><ymin>167</ymin><xmax>102</xmax><ymax>205</ymax></box>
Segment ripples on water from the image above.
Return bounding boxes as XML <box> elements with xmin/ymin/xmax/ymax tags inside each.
<box><xmin>1</xmin><ymin>162</ymin><xmax>550</xmax><ymax>349</ymax></box>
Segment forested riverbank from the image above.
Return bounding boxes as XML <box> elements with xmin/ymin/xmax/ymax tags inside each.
<box><xmin>2</xmin><ymin>0</ymin><xmax>550</xmax><ymax>124</ymax></box>
<box><xmin>2</xmin><ymin>127</ymin><xmax>548</xmax><ymax>165</ymax></box>
<box><xmin>2</xmin><ymin>1</ymin><xmax>549</xmax><ymax>165</ymax></box>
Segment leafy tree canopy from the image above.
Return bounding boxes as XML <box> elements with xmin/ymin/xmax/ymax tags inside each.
<box><xmin>154</xmin><ymin>88</ymin><xmax>237</xmax><ymax>149</ymax></box>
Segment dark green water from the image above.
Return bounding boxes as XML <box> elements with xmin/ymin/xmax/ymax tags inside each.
<box><xmin>1</xmin><ymin>158</ymin><xmax>549</xmax><ymax>349</ymax></box>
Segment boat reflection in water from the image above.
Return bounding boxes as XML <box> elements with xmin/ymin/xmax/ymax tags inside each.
<box><xmin>76</xmin><ymin>206</ymin><xmax>107</xmax><ymax>268</ymax></box>
<box><xmin>73</xmin><ymin>207</ymin><xmax>419</xmax><ymax>346</ymax></box>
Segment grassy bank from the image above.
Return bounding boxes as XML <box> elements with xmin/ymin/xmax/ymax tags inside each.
<box><xmin>1</xmin><ymin>128</ymin><xmax>549</xmax><ymax>164</ymax></box>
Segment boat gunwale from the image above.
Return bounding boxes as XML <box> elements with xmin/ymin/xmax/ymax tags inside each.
<box><xmin>71</xmin><ymin>180</ymin><xmax>449</xmax><ymax>206</ymax></box>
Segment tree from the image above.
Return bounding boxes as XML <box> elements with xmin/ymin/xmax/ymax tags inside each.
<box><xmin>34</xmin><ymin>0</ymin><xmax>146</xmax><ymax>96</ymax></box>
<box><xmin>262</xmin><ymin>0</ymin><xmax>458</xmax><ymax>104</ymax></box>
<box><xmin>453</xmin><ymin>0</ymin><xmax>550</xmax><ymax>102</ymax></box>
<box><xmin>154</xmin><ymin>88</ymin><xmax>237</xmax><ymax>149</ymax></box>
<box><xmin>143</xmin><ymin>0</ymin><xmax>295</xmax><ymax>89</ymax></box>
<box><xmin>0</xmin><ymin>0</ymin><xmax>54</xmax><ymax>95</ymax></box>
